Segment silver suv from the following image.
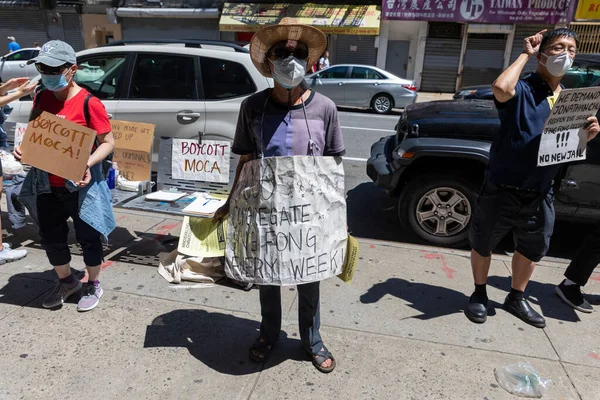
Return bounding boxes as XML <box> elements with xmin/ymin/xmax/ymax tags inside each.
<box><xmin>7</xmin><ymin>40</ymin><xmax>272</xmax><ymax>167</ymax></box>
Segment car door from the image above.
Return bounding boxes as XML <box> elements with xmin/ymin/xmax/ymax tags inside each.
<box><xmin>75</xmin><ymin>53</ymin><xmax>130</xmax><ymax>123</ymax></box>
<box><xmin>307</xmin><ymin>66</ymin><xmax>349</xmax><ymax>105</ymax></box>
<box><xmin>344</xmin><ymin>66</ymin><xmax>385</xmax><ymax>107</ymax></box>
<box><xmin>0</xmin><ymin>49</ymin><xmax>39</xmax><ymax>81</ymax></box>
<box><xmin>117</xmin><ymin>52</ymin><xmax>205</xmax><ymax>169</ymax></box>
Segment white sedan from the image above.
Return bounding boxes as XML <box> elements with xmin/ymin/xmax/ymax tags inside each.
<box><xmin>306</xmin><ymin>64</ymin><xmax>418</xmax><ymax>114</ymax></box>
<box><xmin>0</xmin><ymin>48</ymin><xmax>40</xmax><ymax>82</ymax></box>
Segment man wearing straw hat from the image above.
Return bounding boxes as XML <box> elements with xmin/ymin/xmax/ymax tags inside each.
<box><xmin>214</xmin><ymin>18</ymin><xmax>345</xmax><ymax>373</ymax></box>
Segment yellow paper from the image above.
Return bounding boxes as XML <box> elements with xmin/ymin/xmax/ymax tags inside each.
<box><xmin>338</xmin><ymin>235</ymin><xmax>359</xmax><ymax>284</ymax></box>
<box><xmin>178</xmin><ymin>216</ymin><xmax>227</xmax><ymax>258</ymax></box>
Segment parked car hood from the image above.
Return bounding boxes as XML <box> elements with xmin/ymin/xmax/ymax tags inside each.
<box><xmin>405</xmin><ymin>100</ymin><xmax>500</xmax><ymax>141</ymax></box>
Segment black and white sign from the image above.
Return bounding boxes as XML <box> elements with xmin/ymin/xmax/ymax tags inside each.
<box><xmin>537</xmin><ymin>87</ymin><xmax>600</xmax><ymax>167</ymax></box>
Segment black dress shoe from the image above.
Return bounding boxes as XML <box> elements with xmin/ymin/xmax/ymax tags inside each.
<box><xmin>465</xmin><ymin>293</ymin><xmax>488</xmax><ymax>323</ymax></box>
<box><xmin>503</xmin><ymin>296</ymin><xmax>546</xmax><ymax>328</ymax></box>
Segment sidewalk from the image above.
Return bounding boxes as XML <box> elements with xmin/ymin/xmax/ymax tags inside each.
<box><xmin>0</xmin><ymin>207</ymin><xmax>598</xmax><ymax>399</ymax></box>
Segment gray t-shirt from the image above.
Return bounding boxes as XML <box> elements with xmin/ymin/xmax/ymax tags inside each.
<box><xmin>232</xmin><ymin>89</ymin><xmax>345</xmax><ymax>157</ymax></box>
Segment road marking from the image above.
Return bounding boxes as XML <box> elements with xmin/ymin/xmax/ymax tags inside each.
<box><xmin>343</xmin><ymin>156</ymin><xmax>368</xmax><ymax>162</ymax></box>
<box><xmin>341</xmin><ymin>126</ymin><xmax>395</xmax><ymax>133</ymax></box>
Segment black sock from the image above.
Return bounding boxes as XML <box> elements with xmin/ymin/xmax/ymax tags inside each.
<box><xmin>474</xmin><ymin>284</ymin><xmax>487</xmax><ymax>297</ymax></box>
<box><xmin>59</xmin><ymin>274</ymin><xmax>75</xmax><ymax>284</ymax></box>
<box><xmin>509</xmin><ymin>288</ymin><xmax>524</xmax><ymax>301</ymax></box>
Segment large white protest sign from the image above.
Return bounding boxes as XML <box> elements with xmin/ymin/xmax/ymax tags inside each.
<box><xmin>225</xmin><ymin>156</ymin><xmax>347</xmax><ymax>286</ymax></box>
<box><xmin>171</xmin><ymin>139</ymin><xmax>230</xmax><ymax>183</ymax></box>
<box><xmin>537</xmin><ymin>87</ymin><xmax>600</xmax><ymax>166</ymax></box>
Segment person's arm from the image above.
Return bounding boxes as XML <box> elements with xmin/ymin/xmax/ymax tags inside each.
<box><xmin>212</xmin><ymin>153</ymin><xmax>255</xmax><ymax>223</ymax></box>
<box><xmin>492</xmin><ymin>29</ymin><xmax>546</xmax><ymax>104</ymax></box>
<box><xmin>0</xmin><ymin>78</ymin><xmax>36</xmax><ymax>107</ymax></box>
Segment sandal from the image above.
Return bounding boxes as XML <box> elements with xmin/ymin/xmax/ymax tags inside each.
<box><xmin>249</xmin><ymin>337</ymin><xmax>273</xmax><ymax>363</ymax></box>
<box><xmin>310</xmin><ymin>346</ymin><xmax>336</xmax><ymax>373</ymax></box>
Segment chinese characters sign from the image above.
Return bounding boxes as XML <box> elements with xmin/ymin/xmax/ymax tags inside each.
<box><xmin>383</xmin><ymin>0</ymin><xmax>573</xmax><ymax>24</ymax></box>
<box><xmin>576</xmin><ymin>0</ymin><xmax>600</xmax><ymax>20</ymax></box>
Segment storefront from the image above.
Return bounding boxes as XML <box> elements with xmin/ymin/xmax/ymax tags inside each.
<box><xmin>0</xmin><ymin>1</ymin><xmax>85</xmax><ymax>53</ymax></box>
<box><xmin>219</xmin><ymin>3</ymin><xmax>381</xmax><ymax>65</ymax></box>
<box><xmin>109</xmin><ymin>6</ymin><xmax>222</xmax><ymax>42</ymax></box>
<box><xmin>569</xmin><ymin>0</ymin><xmax>600</xmax><ymax>54</ymax></box>
<box><xmin>382</xmin><ymin>0</ymin><xmax>576</xmax><ymax>92</ymax></box>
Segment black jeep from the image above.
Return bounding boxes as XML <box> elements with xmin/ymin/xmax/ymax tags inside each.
<box><xmin>367</xmin><ymin>99</ymin><xmax>600</xmax><ymax>247</ymax></box>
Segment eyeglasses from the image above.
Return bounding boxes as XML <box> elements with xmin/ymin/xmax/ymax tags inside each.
<box><xmin>35</xmin><ymin>63</ymin><xmax>70</xmax><ymax>75</ymax></box>
<box><xmin>268</xmin><ymin>47</ymin><xmax>309</xmax><ymax>60</ymax></box>
<box><xmin>543</xmin><ymin>44</ymin><xmax>577</xmax><ymax>57</ymax></box>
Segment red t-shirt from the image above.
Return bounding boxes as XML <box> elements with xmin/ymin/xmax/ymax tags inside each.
<box><xmin>35</xmin><ymin>89</ymin><xmax>112</xmax><ymax>186</ymax></box>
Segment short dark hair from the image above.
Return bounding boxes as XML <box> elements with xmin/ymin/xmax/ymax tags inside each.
<box><xmin>540</xmin><ymin>28</ymin><xmax>579</xmax><ymax>52</ymax></box>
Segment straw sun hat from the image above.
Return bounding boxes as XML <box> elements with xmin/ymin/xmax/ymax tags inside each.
<box><xmin>250</xmin><ymin>17</ymin><xmax>328</xmax><ymax>78</ymax></box>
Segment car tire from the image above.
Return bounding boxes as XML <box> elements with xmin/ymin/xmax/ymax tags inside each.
<box><xmin>371</xmin><ymin>93</ymin><xmax>393</xmax><ymax>114</ymax></box>
<box><xmin>398</xmin><ymin>173</ymin><xmax>479</xmax><ymax>247</ymax></box>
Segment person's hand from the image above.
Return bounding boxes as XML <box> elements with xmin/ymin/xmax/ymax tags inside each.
<box><xmin>0</xmin><ymin>77</ymin><xmax>29</xmax><ymax>94</ymax></box>
<box><xmin>75</xmin><ymin>166</ymin><xmax>92</xmax><ymax>188</ymax></box>
<box><xmin>585</xmin><ymin>116</ymin><xmax>599</xmax><ymax>142</ymax></box>
<box><xmin>212</xmin><ymin>202</ymin><xmax>230</xmax><ymax>225</ymax></box>
<box><xmin>523</xmin><ymin>29</ymin><xmax>547</xmax><ymax>56</ymax></box>
<box><xmin>13</xmin><ymin>146</ymin><xmax>22</xmax><ymax>161</ymax></box>
<box><xmin>15</xmin><ymin>80</ymin><xmax>38</xmax><ymax>98</ymax></box>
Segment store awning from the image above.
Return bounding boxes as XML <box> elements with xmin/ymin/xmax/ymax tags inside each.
<box><xmin>114</xmin><ymin>7</ymin><xmax>220</xmax><ymax>19</ymax></box>
<box><xmin>219</xmin><ymin>3</ymin><xmax>380</xmax><ymax>35</ymax></box>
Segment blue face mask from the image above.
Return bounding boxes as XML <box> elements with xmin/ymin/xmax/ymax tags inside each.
<box><xmin>41</xmin><ymin>72</ymin><xmax>70</xmax><ymax>92</ymax></box>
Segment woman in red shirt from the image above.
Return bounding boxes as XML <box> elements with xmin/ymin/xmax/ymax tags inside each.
<box><xmin>15</xmin><ymin>41</ymin><xmax>115</xmax><ymax>312</ymax></box>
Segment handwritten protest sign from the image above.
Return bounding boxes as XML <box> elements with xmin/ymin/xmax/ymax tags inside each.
<box><xmin>537</xmin><ymin>87</ymin><xmax>600</xmax><ymax>166</ymax></box>
<box><xmin>20</xmin><ymin>111</ymin><xmax>95</xmax><ymax>181</ymax></box>
<box><xmin>111</xmin><ymin>120</ymin><xmax>155</xmax><ymax>181</ymax></box>
<box><xmin>171</xmin><ymin>139</ymin><xmax>230</xmax><ymax>183</ymax></box>
<box><xmin>14</xmin><ymin>123</ymin><xmax>27</xmax><ymax>149</ymax></box>
<box><xmin>225</xmin><ymin>156</ymin><xmax>347</xmax><ymax>286</ymax></box>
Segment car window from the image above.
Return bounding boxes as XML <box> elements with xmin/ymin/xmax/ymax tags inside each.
<box><xmin>4</xmin><ymin>50</ymin><xmax>37</xmax><ymax>61</ymax></box>
<box><xmin>351</xmin><ymin>67</ymin><xmax>384</xmax><ymax>80</ymax></box>
<box><xmin>318</xmin><ymin>67</ymin><xmax>349</xmax><ymax>79</ymax></box>
<box><xmin>75</xmin><ymin>55</ymin><xmax>126</xmax><ymax>100</ymax></box>
<box><xmin>130</xmin><ymin>54</ymin><xmax>196</xmax><ymax>100</ymax></box>
<box><xmin>562</xmin><ymin>67</ymin><xmax>600</xmax><ymax>89</ymax></box>
<box><xmin>200</xmin><ymin>57</ymin><xmax>256</xmax><ymax>100</ymax></box>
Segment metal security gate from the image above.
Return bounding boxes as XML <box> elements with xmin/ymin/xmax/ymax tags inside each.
<box><xmin>62</xmin><ymin>13</ymin><xmax>84</xmax><ymax>52</ymax></box>
<box><xmin>122</xmin><ymin>18</ymin><xmax>219</xmax><ymax>41</ymax></box>
<box><xmin>334</xmin><ymin>35</ymin><xmax>377</xmax><ymax>66</ymax></box>
<box><xmin>0</xmin><ymin>9</ymin><xmax>47</xmax><ymax>51</ymax></box>
<box><xmin>461</xmin><ymin>33</ymin><xmax>507</xmax><ymax>88</ymax></box>
<box><xmin>421</xmin><ymin>22</ymin><xmax>462</xmax><ymax>93</ymax></box>
<box><xmin>510</xmin><ymin>24</ymin><xmax>554</xmax><ymax>73</ymax></box>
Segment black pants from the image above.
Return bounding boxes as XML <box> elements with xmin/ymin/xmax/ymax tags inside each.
<box><xmin>259</xmin><ymin>281</ymin><xmax>323</xmax><ymax>355</ymax></box>
<box><xmin>564</xmin><ymin>223</ymin><xmax>600</xmax><ymax>287</ymax></box>
<box><xmin>37</xmin><ymin>188</ymin><xmax>103</xmax><ymax>267</ymax></box>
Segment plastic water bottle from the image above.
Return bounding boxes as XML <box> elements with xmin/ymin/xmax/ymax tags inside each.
<box><xmin>107</xmin><ymin>166</ymin><xmax>115</xmax><ymax>189</ymax></box>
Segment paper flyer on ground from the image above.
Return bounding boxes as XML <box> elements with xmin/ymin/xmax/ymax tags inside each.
<box><xmin>178</xmin><ymin>216</ymin><xmax>227</xmax><ymax>258</ymax></box>
<box><xmin>537</xmin><ymin>87</ymin><xmax>600</xmax><ymax>167</ymax></box>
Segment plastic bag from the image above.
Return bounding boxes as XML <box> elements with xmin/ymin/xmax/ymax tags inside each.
<box><xmin>0</xmin><ymin>150</ymin><xmax>24</xmax><ymax>178</ymax></box>
<box><xmin>494</xmin><ymin>362</ymin><xmax>552</xmax><ymax>398</ymax></box>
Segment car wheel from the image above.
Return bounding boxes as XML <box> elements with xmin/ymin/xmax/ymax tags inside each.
<box><xmin>371</xmin><ymin>94</ymin><xmax>393</xmax><ymax>114</ymax></box>
<box><xmin>399</xmin><ymin>173</ymin><xmax>479</xmax><ymax>247</ymax></box>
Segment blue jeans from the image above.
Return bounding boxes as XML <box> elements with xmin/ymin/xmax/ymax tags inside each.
<box><xmin>259</xmin><ymin>281</ymin><xmax>323</xmax><ymax>355</ymax></box>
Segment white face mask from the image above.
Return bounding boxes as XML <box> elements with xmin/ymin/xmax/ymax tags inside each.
<box><xmin>541</xmin><ymin>52</ymin><xmax>573</xmax><ymax>78</ymax></box>
<box><xmin>270</xmin><ymin>56</ymin><xmax>307</xmax><ymax>89</ymax></box>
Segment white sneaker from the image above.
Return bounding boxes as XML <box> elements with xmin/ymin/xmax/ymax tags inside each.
<box><xmin>0</xmin><ymin>243</ymin><xmax>27</xmax><ymax>263</ymax></box>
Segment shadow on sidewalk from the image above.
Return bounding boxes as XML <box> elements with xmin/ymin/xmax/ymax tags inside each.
<box><xmin>487</xmin><ymin>276</ymin><xmax>583</xmax><ymax>323</ymax></box>
<box><xmin>145</xmin><ymin>309</ymin><xmax>305</xmax><ymax>375</ymax></box>
<box><xmin>359</xmin><ymin>278</ymin><xmax>501</xmax><ymax>320</ymax></box>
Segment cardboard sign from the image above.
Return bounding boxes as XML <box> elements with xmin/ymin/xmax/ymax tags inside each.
<box><xmin>20</xmin><ymin>112</ymin><xmax>95</xmax><ymax>181</ymax></box>
<box><xmin>537</xmin><ymin>87</ymin><xmax>600</xmax><ymax>166</ymax></box>
<box><xmin>171</xmin><ymin>139</ymin><xmax>230</xmax><ymax>183</ymax></box>
<box><xmin>110</xmin><ymin>120</ymin><xmax>155</xmax><ymax>181</ymax></box>
<box><xmin>14</xmin><ymin>123</ymin><xmax>27</xmax><ymax>149</ymax></box>
<box><xmin>225</xmin><ymin>156</ymin><xmax>348</xmax><ymax>286</ymax></box>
